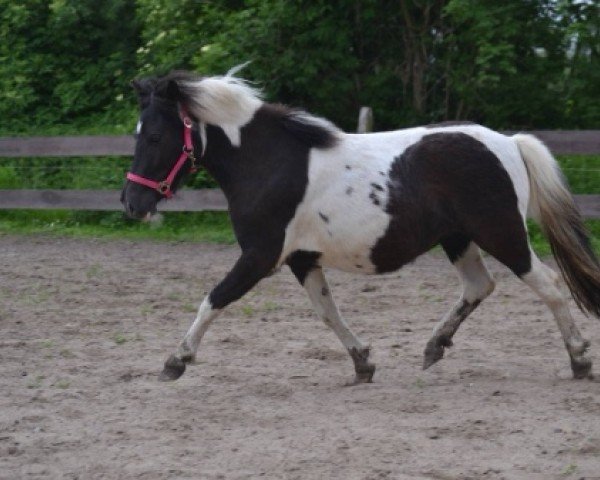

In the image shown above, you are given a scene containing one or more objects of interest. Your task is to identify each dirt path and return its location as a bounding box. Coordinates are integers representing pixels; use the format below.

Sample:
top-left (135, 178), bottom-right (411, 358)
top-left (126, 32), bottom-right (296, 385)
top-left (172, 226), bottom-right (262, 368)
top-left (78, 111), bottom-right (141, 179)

top-left (1, 234), bottom-right (600, 479)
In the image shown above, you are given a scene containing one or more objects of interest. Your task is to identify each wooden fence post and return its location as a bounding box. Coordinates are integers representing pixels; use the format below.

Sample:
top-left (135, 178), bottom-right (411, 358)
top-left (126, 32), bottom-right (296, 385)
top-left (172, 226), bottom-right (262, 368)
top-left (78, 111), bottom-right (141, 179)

top-left (357, 107), bottom-right (373, 133)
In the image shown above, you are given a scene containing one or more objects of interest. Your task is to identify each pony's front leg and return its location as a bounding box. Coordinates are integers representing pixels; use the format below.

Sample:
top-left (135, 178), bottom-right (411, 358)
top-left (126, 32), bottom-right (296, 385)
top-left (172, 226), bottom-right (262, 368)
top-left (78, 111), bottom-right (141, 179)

top-left (288, 259), bottom-right (375, 384)
top-left (159, 250), bottom-right (275, 381)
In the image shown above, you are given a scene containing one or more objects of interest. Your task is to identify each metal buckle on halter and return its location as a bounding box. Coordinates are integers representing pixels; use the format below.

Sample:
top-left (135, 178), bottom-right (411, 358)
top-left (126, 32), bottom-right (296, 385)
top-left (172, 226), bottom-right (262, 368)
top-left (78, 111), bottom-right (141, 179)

top-left (183, 145), bottom-right (198, 173)
top-left (183, 145), bottom-right (195, 160)
top-left (157, 181), bottom-right (171, 194)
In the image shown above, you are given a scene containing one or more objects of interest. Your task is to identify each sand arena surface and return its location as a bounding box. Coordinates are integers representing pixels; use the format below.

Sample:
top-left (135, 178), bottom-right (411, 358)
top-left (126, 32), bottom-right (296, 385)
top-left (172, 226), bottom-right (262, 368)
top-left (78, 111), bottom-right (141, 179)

top-left (1, 234), bottom-right (600, 479)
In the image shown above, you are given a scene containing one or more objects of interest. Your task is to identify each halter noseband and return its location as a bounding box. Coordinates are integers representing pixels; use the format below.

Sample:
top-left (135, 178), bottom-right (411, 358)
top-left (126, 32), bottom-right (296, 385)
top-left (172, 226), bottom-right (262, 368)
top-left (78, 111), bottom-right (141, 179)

top-left (126, 108), bottom-right (199, 199)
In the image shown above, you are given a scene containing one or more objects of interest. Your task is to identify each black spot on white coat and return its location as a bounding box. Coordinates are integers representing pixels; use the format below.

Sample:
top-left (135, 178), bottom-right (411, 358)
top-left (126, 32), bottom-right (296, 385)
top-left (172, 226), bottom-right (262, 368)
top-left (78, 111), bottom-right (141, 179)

top-left (318, 212), bottom-right (330, 223)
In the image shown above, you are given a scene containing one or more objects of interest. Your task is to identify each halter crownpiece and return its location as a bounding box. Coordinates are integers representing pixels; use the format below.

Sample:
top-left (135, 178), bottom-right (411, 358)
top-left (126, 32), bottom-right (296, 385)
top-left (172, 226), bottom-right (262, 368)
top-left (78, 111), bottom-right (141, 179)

top-left (126, 107), bottom-right (199, 199)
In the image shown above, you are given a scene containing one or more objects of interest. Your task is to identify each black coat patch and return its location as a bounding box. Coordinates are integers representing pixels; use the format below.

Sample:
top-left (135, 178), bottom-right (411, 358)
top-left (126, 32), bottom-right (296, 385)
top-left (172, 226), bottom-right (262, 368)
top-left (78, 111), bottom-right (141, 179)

top-left (287, 250), bottom-right (322, 285)
top-left (201, 105), bottom-right (328, 256)
top-left (370, 132), bottom-right (531, 275)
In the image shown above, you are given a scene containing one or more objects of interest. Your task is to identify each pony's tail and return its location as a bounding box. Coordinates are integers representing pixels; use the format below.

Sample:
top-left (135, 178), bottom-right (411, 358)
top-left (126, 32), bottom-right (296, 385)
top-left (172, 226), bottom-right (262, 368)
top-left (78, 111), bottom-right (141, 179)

top-left (514, 133), bottom-right (600, 317)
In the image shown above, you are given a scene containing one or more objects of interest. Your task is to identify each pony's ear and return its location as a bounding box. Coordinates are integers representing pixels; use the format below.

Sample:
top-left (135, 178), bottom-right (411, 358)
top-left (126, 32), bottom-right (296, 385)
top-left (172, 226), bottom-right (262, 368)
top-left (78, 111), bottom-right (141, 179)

top-left (131, 77), bottom-right (156, 95)
top-left (131, 77), bottom-right (157, 108)
top-left (154, 78), bottom-right (181, 101)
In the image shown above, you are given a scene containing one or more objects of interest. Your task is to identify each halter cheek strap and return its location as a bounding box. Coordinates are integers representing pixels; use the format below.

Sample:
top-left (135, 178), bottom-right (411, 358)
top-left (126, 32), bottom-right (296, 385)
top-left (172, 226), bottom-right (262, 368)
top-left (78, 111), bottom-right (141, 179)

top-left (126, 109), bottom-right (199, 199)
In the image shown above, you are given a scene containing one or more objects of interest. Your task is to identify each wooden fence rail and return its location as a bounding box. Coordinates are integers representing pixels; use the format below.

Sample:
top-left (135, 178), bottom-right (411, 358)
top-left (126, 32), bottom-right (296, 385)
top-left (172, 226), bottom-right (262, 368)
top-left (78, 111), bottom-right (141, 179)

top-left (2, 130), bottom-right (599, 158)
top-left (1, 129), bottom-right (599, 216)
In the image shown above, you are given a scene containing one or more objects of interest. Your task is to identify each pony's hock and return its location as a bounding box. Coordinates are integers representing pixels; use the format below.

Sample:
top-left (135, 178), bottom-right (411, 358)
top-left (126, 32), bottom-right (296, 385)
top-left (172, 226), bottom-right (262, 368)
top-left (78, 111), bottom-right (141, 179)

top-left (122, 69), bottom-right (600, 384)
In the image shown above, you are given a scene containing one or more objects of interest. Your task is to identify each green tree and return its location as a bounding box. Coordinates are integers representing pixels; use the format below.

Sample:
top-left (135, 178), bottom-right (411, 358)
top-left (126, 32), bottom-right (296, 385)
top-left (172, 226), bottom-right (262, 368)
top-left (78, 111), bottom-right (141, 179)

top-left (2, 0), bottom-right (599, 134)
top-left (560, 0), bottom-right (600, 128)
top-left (0, 0), bottom-right (140, 134)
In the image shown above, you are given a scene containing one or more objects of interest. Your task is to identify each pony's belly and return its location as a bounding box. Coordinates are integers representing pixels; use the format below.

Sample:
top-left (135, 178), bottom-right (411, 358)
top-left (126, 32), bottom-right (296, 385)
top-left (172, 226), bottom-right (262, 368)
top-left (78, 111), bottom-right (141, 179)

top-left (280, 211), bottom-right (388, 274)
top-left (318, 247), bottom-right (378, 274)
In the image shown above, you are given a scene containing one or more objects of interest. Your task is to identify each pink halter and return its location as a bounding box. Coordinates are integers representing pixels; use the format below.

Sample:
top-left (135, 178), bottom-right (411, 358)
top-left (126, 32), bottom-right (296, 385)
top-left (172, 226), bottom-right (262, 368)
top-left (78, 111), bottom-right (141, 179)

top-left (126, 109), bottom-right (198, 199)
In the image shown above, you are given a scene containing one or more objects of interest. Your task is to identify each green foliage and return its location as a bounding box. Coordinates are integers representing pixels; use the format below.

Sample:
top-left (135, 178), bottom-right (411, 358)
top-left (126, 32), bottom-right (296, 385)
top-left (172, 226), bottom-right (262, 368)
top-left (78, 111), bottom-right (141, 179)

top-left (560, 0), bottom-right (600, 128)
top-left (0, 0), bottom-right (140, 135)
top-left (442, 0), bottom-right (566, 127)
top-left (3, 0), bottom-right (598, 134)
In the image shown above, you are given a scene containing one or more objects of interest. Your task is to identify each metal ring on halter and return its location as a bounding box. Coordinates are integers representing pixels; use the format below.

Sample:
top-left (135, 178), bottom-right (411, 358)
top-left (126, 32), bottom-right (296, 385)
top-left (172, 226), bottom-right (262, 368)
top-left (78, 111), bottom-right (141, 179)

top-left (157, 181), bottom-right (170, 194)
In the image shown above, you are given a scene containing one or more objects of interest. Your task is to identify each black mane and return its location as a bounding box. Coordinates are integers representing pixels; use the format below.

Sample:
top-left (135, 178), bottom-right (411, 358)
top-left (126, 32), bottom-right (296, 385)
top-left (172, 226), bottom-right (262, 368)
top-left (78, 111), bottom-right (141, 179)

top-left (264, 104), bottom-right (340, 150)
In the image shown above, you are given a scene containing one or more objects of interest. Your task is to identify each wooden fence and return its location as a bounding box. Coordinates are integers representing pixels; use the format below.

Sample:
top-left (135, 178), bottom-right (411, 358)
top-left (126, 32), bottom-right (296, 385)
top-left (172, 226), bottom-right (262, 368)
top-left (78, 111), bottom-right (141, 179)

top-left (1, 128), bottom-right (599, 217)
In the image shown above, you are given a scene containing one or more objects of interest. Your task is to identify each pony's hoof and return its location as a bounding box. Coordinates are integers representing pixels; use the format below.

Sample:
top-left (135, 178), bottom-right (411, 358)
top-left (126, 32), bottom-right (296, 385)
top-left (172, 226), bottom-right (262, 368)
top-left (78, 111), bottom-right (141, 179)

top-left (348, 347), bottom-right (375, 384)
top-left (571, 356), bottom-right (593, 380)
top-left (158, 355), bottom-right (186, 382)
top-left (423, 337), bottom-right (452, 370)
top-left (345, 364), bottom-right (376, 386)
top-left (357, 363), bottom-right (376, 383)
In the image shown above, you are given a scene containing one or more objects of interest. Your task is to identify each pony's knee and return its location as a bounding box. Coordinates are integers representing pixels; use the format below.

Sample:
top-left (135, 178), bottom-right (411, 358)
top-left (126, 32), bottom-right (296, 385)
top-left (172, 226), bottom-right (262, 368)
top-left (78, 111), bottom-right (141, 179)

top-left (457, 251), bottom-right (495, 303)
top-left (464, 275), bottom-right (495, 303)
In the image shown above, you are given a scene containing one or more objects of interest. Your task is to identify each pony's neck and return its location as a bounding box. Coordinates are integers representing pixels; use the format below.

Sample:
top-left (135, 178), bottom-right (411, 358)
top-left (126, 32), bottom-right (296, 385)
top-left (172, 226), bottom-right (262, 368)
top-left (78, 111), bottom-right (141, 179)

top-left (195, 124), bottom-right (243, 197)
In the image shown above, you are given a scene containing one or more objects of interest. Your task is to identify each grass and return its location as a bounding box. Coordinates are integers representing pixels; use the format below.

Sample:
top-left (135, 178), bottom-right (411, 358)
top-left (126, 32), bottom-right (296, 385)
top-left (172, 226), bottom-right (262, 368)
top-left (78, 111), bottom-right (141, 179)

top-left (528, 220), bottom-right (600, 257)
top-left (54, 379), bottom-right (71, 389)
top-left (0, 210), bottom-right (236, 244)
top-left (27, 375), bottom-right (45, 389)
top-left (561, 463), bottom-right (578, 476)
top-left (39, 339), bottom-right (55, 348)
top-left (0, 210), bottom-right (598, 258)
top-left (113, 333), bottom-right (128, 345)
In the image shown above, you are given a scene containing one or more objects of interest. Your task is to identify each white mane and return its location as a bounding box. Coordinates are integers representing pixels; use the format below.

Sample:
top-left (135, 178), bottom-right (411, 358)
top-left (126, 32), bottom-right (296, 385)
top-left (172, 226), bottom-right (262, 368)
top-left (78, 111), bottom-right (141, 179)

top-left (175, 67), bottom-right (341, 147)
top-left (179, 73), bottom-right (263, 133)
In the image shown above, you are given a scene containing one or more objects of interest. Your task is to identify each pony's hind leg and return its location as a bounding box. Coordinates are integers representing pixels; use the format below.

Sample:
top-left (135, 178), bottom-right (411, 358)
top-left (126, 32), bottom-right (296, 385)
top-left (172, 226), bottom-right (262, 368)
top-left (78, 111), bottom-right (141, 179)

top-left (521, 253), bottom-right (592, 379)
top-left (423, 236), bottom-right (496, 369)
top-left (471, 214), bottom-right (592, 379)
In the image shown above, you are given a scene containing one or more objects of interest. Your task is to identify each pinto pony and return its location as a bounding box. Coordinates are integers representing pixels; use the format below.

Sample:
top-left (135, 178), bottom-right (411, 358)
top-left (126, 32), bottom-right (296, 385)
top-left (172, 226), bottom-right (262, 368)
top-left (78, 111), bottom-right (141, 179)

top-left (121, 70), bottom-right (600, 384)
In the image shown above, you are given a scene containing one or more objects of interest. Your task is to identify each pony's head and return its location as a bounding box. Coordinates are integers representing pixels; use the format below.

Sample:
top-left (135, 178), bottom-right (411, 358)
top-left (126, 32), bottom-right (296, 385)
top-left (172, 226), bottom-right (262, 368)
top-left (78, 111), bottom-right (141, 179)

top-left (121, 69), bottom-right (262, 219)
top-left (121, 73), bottom-right (197, 219)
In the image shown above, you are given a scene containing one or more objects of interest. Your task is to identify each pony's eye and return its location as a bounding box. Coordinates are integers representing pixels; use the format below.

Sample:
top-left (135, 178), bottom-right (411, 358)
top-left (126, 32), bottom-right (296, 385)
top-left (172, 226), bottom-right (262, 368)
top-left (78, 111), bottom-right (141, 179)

top-left (148, 133), bottom-right (161, 143)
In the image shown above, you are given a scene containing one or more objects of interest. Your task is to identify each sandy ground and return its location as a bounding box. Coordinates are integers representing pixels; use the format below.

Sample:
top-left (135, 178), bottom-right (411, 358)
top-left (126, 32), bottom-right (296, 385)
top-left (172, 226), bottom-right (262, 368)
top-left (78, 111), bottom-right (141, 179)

top-left (1, 234), bottom-right (600, 480)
